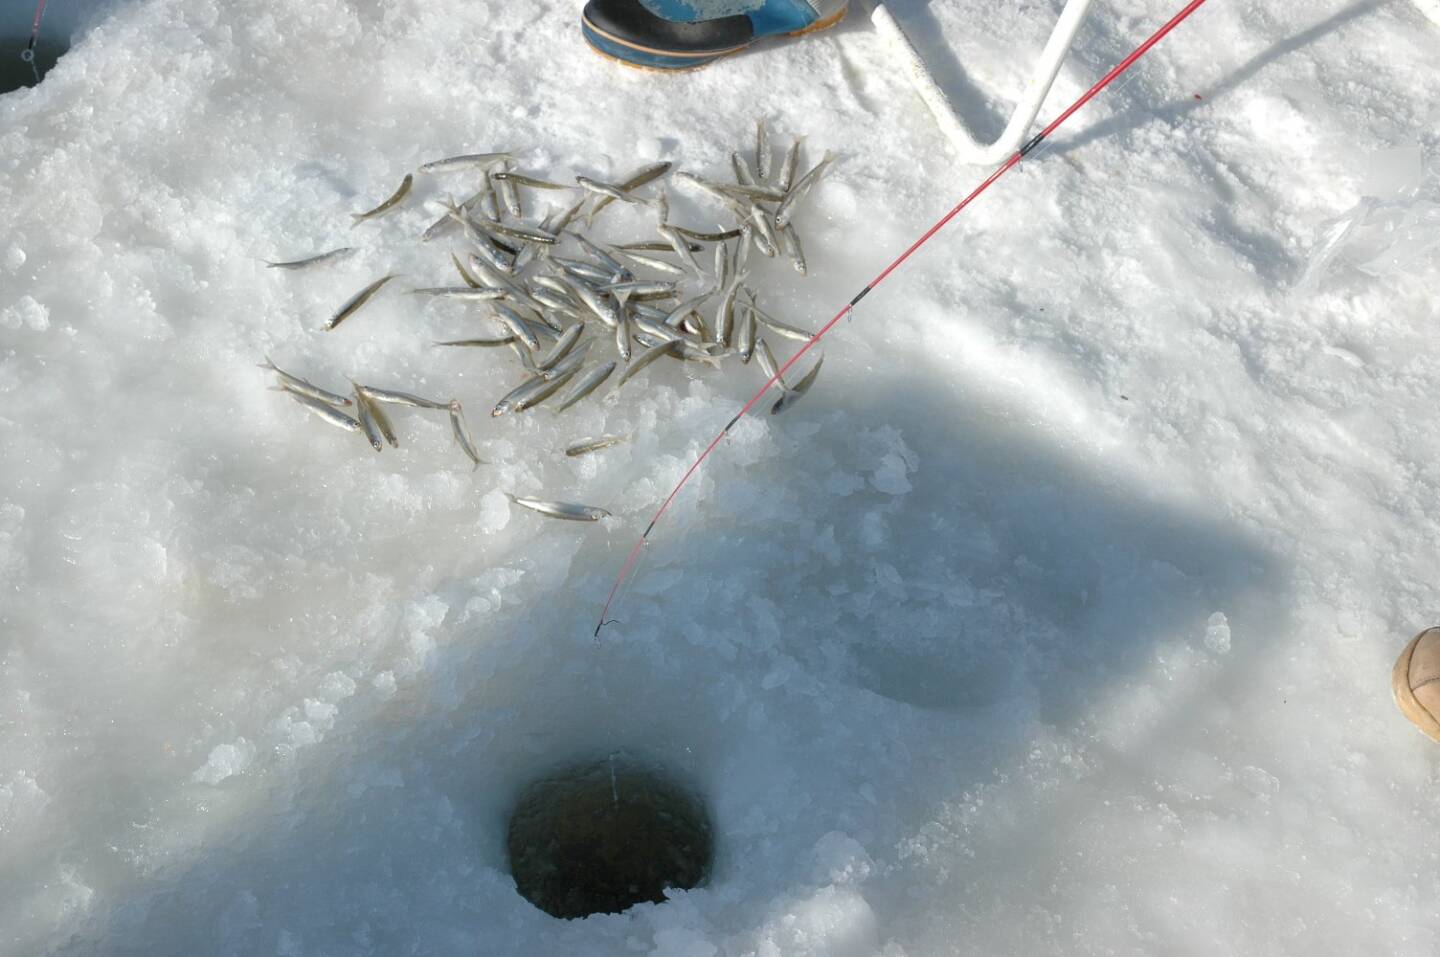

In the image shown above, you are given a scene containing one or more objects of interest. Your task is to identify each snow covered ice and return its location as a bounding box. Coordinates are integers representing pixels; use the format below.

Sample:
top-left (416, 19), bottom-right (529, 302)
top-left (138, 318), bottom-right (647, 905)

top-left (4, 0), bottom-right (1440, 954)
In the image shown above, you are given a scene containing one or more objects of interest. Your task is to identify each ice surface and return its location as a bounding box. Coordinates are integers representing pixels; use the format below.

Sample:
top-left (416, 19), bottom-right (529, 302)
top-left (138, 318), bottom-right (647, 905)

top-left (3, 0), bottom-right (1440, 955)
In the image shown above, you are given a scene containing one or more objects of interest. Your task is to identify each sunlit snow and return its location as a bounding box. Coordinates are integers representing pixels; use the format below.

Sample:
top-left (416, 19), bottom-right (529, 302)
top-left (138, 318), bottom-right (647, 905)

top-left (3, 0), bottom-right (1440, 954)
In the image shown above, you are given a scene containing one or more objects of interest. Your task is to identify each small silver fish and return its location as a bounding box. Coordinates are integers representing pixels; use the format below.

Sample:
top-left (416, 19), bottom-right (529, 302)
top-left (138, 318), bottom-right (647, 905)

top-left (351, 174), bottom-right (414, 224)
top-left (490, 171), bottom-right (572, 190)
top-left (466, 233), bottom-right (516, 274)
top-left (751, 300), bottom-right (816, 343)
top-left (505, 493), bottom-right (611, 522)
top-left (680, 312), bottom-right (709, 340)
top-left (614, 313), bottom-right (633, 362)
top-left (493, 364), bottom-right (578, 417)
top-left (577, 175), bottom-right (643, 205)
top-left (602, 280), bottom-right (676, 297)
top-left (520, 312), bottom-right (563, 342)
top-left (421, 187), bottom-right (487, 242)
top-left (357, 384), bottom-right (447, 409)
top-left (533, 291), bottom-right (583, 319)
top-left (747, 204), bottom-right (780, 257)
top-left (561, 276), bottom-right (622, 329)
top-left (734, 224), bottom-right (752, 277)
top-left (755, 120), bottom-right (772, 181)
top-left (530, 275), bottom-right (576, 300)
top-left (780, 222), bottom-right (807, 276)
top-left (755, 338), bottom-right (787, 392)
top-left (629, 302), bottom-right (672, 322)
top-left (663, 290), bottom-right (715, 329)
top-left (448, 400), bottom-right (483, 469)
top-left (265, 247), bottom-right (356, 270)
top-left (433, 334), bottom-right (516, 348)
top-left (553, 361), bottom-right (616, 412)
top-left (736, 301), bottom-right (756, 364)
top-left (769, 354), bottom-right (824, 415)
top-left (492, 303), bottom-right (541, 350)
top-left (615, 339), bottom-right (678, 387)
top-left (474, 217), bottom-right (558, 246)
top-left (369, 402), bottom-right (399, 448)
top-left (514, 361), bottom-right (583, 412)
top-left (718, 181), bottom-right (787, 203)
top-left (714, 270), bottom-right (749, 348)
top-left (619, 239), bottom-right (702, 253)
top-left (672, 225), bottom-right (744, 243)
top-left (326, 274), bottom-right (398, 330)
top-left (495, 162), bottom-right (523, 218)
top-left (547, 198), bottom-right (588, 236)
top-left (538, 324), bottom-right (585, 370)
top-left (657, 224), bottom-right (703, 278)
top-left (409, 286), bottom-right (506, 300)
top-left (778, 137), bottom-right (804, 193)
top-left (353, 385), bottom-right (385, 451)
top-left (469, 258), bottom-right (543, 311)
top-left (509, 340), bottom-right (545, 378)
top-left (674, 172), bottom-right (747, 212)
top-left (615, 247), bottom-right (688, 279)
top-left (452, 252), bottom-right (481, 288)
top-left (554, 257), bottom-right (621, 285)
top-left (632, 315), bottom-right (685, 343)
top-left (286, 389), bottom-right (362, 432)
top-left (481, 168), bottom-right (502, 220)
top-left (565, 434), bottom-right (628, 457)
top-left (353, 384), bottom-right (398, 448)
top-left (713, 241), bottom-right (729, 293)
top-left (260, 356), bottom-right (352, 406)
top-left (587, 161), bottom-right (671, 224)
top-left (676, 341), bottom-right (728, 364)
top-left (569, 233), bottom-right (628, 276)
top-left (419, 152), bottom-right (513, 173)
top-left (732, 151), bottom-right (757, 186)
top-left (775, 151), bottom-right (836, 228)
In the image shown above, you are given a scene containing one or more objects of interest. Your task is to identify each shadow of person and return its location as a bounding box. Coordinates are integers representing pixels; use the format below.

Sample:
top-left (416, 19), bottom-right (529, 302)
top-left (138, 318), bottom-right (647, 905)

top-left (63, 320), bottom-right (1287, 954)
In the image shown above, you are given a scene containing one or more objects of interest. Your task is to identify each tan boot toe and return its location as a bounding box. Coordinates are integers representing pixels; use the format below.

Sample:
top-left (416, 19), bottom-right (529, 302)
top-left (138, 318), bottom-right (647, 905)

top-left (1393, 627), bottom-right (1440, 743)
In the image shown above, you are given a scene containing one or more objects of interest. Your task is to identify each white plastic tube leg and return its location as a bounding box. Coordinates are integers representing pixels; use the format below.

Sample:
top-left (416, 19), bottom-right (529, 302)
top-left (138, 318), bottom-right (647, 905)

top-left (868, 0), bottom-right (1096, 165)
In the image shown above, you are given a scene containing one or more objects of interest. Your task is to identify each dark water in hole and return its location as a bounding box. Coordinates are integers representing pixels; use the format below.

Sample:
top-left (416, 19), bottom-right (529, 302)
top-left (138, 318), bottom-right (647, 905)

top-left (506, 757), bottom-right (714, 920)
top-left (1, 39), bottom-right (67, 95)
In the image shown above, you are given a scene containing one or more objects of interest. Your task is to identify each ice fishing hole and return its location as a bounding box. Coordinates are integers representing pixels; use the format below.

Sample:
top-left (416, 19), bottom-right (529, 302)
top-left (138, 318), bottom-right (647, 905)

top-left (506, 756), bottom-right (713, 919)
top-left (2, 38), bottom-right (67, 94)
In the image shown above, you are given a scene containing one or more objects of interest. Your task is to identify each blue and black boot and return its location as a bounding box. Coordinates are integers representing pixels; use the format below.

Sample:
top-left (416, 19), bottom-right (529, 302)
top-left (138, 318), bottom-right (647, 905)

top-left (582, 0), bottom-right (849, 71)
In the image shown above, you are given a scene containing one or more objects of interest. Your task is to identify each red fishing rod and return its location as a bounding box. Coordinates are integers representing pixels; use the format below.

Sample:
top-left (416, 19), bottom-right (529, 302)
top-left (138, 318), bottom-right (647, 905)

top-left (20, 0), bottom-right (48, 84)
top-left (595, 0), bottom-right (1213, 637)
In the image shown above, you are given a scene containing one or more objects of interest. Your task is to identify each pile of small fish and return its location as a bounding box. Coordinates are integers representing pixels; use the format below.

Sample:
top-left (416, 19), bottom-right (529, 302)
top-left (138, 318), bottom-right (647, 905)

top-left (263, 121), bottom-right (834, 522)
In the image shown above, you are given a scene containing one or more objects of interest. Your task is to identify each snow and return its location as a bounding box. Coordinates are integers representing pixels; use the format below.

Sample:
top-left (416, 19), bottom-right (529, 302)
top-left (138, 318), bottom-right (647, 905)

top-left (2, 0), bottom-right (1440, 954)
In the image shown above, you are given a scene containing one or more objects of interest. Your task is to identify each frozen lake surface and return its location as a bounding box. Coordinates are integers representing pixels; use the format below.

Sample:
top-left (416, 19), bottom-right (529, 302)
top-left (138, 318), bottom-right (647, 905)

top-left (3, 0), bottom-right (1440, 954)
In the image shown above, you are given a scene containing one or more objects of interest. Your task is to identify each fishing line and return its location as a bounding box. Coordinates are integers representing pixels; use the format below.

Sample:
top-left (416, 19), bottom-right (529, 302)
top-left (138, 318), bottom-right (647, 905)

top-left (21, 0), bottom-right (47, 84)
top-left (594, 0), bottom-right (1214, 639)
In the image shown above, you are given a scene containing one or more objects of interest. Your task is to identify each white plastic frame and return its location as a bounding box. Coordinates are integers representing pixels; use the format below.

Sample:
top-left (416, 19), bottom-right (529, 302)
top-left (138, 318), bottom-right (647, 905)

top-left (868, 0), bottom-right (1096, 165)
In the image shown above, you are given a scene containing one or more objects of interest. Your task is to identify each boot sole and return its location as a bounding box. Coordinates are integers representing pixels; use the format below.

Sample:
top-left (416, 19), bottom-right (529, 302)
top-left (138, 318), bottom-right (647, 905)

top-left (1392, 628), bottom-right (1440, 743)
top-left (582, 4), bottom-right (849, 73)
